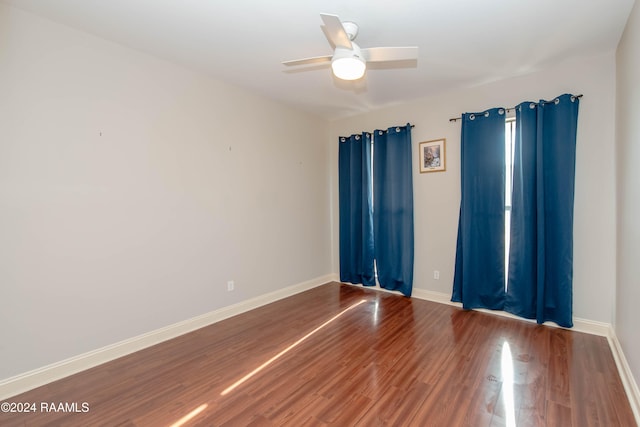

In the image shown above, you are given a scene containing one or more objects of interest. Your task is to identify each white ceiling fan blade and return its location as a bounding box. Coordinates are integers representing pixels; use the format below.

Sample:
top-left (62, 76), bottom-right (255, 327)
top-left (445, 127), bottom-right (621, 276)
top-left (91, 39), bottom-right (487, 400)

top-left (320, 13), bottom-right (352, 49)
top-left (361, 47), bottom-right (419, 62)
top-left (282, 55), bottom-right (332, 67)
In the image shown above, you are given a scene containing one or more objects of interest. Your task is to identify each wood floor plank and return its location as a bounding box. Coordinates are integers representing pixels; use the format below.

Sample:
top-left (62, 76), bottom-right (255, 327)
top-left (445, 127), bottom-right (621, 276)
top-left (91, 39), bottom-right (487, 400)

top-left (516, 325), bottom-right (550, 426)
top-left (1, 282), bottom-right (636, 426)
top-left (545, 401), bottom-right (573, 427)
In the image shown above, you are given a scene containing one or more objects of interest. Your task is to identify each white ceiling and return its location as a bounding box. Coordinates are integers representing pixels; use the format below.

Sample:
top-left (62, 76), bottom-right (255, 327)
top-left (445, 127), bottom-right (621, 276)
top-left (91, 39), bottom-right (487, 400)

top-left (2, 0), bottom-right (635, 120)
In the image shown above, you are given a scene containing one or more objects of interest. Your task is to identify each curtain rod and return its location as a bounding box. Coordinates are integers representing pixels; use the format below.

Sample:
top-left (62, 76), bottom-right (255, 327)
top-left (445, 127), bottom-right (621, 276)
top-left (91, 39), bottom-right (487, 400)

top-left (448, 94), bottom-right (583, 122)
top-left (339, 124), bottom-right (415, 141)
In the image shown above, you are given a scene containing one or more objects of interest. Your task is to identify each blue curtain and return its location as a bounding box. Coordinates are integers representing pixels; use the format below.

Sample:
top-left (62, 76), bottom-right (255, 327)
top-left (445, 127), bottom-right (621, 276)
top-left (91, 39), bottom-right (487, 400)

top-left (373, 125), bottom-right (414, 296)
top-left (339, 133), bottom-right (375, 286)
top-left (452, 109), bottom-right (506, 309)
top-left (506, 94), bottom-right (579, 327)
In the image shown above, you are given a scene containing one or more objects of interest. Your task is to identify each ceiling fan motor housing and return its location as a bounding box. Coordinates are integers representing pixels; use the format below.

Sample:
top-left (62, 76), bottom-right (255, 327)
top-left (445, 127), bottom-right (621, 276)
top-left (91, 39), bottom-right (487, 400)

top-left (341, 21), bottom-right (359, 41)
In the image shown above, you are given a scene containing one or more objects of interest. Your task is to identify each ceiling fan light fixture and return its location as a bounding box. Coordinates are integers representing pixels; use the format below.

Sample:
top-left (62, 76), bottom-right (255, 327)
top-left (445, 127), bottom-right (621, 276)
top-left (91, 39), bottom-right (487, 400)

top-left (331, 46), bottom-right (366, 80)
top-left (282, 14), bottom-right (419, 81)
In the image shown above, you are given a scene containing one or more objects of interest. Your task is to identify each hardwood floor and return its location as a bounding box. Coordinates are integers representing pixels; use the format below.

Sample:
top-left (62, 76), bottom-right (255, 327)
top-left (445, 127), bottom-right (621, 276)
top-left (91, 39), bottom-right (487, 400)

top-left (1, 282), bottom-right (636, 426)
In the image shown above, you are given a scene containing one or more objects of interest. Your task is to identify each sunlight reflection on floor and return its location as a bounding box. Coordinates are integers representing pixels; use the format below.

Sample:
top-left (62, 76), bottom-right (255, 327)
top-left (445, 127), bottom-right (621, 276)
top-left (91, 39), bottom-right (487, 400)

top-left (168, 403), bottom-right (208, 427)
top-left (220, 298), bottom-right (368, 396)
top-left (501, 341), bottom-right (516, 427)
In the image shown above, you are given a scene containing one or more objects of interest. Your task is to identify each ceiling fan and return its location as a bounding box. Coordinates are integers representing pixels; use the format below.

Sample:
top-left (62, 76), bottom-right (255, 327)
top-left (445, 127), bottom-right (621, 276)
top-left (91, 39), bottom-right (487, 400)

top-left (282, 13), bottom-right (419, 81)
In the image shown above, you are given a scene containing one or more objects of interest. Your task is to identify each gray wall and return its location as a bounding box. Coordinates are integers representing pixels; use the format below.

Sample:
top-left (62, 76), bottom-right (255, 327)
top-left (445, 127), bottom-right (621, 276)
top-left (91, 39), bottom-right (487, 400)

top-left (0, 4), bottom-right (332, 380)
top-left (616, 0), bottom-right (640, 398)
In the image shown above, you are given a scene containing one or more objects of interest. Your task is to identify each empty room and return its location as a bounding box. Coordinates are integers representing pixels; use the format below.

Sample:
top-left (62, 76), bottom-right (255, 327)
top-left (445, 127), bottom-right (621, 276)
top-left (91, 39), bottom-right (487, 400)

top-left (1, 0), bottom-right (639, 426)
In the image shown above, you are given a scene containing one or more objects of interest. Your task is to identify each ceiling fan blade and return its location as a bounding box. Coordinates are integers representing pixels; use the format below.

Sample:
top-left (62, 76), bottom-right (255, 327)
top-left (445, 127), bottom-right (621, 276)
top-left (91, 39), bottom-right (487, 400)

top-left (320, 13), bottom-right (352, 49)
top-left (282, 55), bottom-right (332, 67)
top-left (361, 47), bottom-right (419, 62)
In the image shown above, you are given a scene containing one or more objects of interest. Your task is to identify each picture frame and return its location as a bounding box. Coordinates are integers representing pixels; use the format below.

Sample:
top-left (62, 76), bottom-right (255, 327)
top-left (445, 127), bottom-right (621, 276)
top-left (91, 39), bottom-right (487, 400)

top-left (419, 138), bottom-right (446, 173)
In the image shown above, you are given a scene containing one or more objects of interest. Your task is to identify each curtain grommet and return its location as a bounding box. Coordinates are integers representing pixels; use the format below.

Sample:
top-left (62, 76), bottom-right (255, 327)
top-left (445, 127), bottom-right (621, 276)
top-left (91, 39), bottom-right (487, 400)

top-left (498, 109), bottom-right (505, 115)
top-left (396, 127), bottom-right (401, 132)
top-left (529, 103), bottom-right (536, 109)
top-left (355, 135), bottom-right (360, 140)
top-left (554, 98), bottom-right (560, 105)
top-left (340, 137), bottom-right (346, 142)
top-left (570, 96), bottom-right (576, 102)
top-left (469, 114), bottom-right (475, 120)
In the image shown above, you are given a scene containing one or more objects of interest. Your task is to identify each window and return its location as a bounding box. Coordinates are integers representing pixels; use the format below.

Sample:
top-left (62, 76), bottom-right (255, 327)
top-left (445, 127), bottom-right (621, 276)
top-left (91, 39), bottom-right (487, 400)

top-left (504, 118), bottom-right (515, 290)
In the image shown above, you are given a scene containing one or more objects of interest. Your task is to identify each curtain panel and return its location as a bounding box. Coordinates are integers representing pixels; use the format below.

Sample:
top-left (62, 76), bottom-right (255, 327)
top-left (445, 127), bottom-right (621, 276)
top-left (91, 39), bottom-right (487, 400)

top-left (506, 94), bottom-right (580, 327)
top-left (339, 133), bottom-right (375, 286)
top-left (452, 108), bottom-right (506, 309)
top-left (373, 125), bottom-right (414, 297)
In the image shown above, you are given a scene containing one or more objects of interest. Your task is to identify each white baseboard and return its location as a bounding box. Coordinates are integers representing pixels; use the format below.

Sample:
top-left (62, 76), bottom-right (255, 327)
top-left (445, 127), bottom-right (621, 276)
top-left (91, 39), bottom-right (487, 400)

top-left (411, 288), bottom-right (459, 306)
top-left (607, 328), bottom-right (640, 426)
top-left (0, 274), bottom-right (335, 400)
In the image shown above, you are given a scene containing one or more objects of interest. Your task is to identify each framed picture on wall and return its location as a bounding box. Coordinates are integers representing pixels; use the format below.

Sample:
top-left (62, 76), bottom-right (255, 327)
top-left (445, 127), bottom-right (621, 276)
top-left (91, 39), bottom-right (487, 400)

top-left (419, 139), bottom-right (446, 173)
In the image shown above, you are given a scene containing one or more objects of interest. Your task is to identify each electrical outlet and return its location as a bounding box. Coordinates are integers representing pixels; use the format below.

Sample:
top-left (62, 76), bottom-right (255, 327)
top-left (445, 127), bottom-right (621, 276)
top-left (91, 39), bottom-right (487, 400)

top-left (434, 270), bottom-right (440, 280)
top-left (227, 281), bottom-right (234, 291)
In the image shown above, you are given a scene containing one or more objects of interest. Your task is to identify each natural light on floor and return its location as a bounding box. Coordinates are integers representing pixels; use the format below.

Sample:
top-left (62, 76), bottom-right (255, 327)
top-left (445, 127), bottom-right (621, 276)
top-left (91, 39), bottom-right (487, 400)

top-left (501, 341), bottom-right (516, 427)
top-left (220, 299), bottom-right (368, 396)
top-left (168, 403), bottom-right (208, 427)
